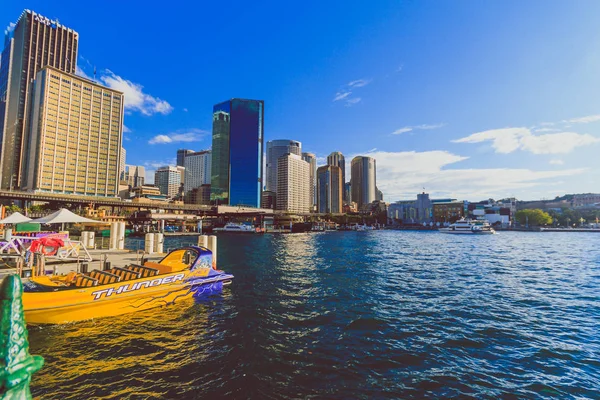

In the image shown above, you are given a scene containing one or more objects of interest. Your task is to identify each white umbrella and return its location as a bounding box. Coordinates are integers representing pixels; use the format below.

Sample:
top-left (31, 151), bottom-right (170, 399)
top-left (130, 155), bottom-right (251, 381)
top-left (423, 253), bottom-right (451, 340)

top-left (0, 212), bottom-right (32, 224)
top-left (29, 208), bottom-right (100, 231)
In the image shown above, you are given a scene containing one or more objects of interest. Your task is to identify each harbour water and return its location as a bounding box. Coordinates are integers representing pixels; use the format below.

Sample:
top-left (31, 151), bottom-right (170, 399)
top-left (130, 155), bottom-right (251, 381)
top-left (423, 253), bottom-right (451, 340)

top-left (29, 231), bottom-right (599, 399)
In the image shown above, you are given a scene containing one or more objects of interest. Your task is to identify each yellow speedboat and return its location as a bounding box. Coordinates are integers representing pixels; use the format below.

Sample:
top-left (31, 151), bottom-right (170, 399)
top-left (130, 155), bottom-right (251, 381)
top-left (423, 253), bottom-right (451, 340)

top-left (22, 246), bottom-right (233, 324)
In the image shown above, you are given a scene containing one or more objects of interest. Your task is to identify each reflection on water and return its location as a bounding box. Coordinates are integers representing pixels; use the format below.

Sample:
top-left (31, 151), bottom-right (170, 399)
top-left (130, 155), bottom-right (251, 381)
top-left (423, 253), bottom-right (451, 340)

top-left (30, 232), bottom-right (600, 399)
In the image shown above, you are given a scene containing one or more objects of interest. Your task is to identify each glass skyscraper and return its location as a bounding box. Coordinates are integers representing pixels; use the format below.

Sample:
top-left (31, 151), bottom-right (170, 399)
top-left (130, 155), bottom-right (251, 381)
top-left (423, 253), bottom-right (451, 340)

top-left (210, 98), bottom-right (264, 207)
top-left (351, 156), bottom-right (377, 209)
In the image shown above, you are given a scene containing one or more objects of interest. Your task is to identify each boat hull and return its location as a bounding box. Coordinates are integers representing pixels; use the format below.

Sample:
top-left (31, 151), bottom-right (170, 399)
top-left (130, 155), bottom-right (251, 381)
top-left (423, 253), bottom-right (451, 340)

top-left (439, 229), bottom-right (495, 234)
top-left (22, 270), bottom-right (232, 324)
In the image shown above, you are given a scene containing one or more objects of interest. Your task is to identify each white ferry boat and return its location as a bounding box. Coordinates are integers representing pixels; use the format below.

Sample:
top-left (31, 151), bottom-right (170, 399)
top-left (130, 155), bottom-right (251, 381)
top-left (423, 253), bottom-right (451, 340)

top-left (213, 223), bottom-right (257, 233)
top-left (439, 218), bottom-right (496, 234)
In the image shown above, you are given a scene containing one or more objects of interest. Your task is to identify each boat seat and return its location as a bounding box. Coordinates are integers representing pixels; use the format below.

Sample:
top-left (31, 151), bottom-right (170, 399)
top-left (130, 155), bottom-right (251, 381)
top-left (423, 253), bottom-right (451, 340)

top-left (125, 264), bottom-right (159, 278)
top-left (74, 275), bottom-right (98, 287)
top-left (109, 266), bottom-right (141, 281)
top-left (88, 269), bottom-right (121, 285)
top-left (143, 261), bottom-right (187, 274)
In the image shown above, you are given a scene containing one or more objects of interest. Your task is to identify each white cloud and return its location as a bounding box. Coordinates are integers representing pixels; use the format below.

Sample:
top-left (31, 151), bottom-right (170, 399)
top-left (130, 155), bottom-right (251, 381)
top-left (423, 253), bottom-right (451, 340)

top-left (391, 123), bottom-right (446, 135)
top-left (396, 64), bottom-right (403, 72)
top-left (100, 70), bottom-right (173, 116)
top-left (333, 91), bottom-right (351, 102)
top-left (549, 159), bottom-right (564, 165)
top-left (533, 127), bottom-right (558, 133)
top-left (75, 66), bottom-right (91, 80)
top-left (148, 129), bottom-right (207, 144)
top-left (183, 108), bottom-right (188, 112)
top-left (564, 114), bottom-right (600, 124)
top-left (345, 98), bottom-right (361, 106)
top-left (360, 150), bottom-right (586, 201)
top-left (348, 79), bottom-right (371, 88)
top-left (122, 124), bottom-right (131, 133)
top-left (453, 127), bottom-right (600, 154)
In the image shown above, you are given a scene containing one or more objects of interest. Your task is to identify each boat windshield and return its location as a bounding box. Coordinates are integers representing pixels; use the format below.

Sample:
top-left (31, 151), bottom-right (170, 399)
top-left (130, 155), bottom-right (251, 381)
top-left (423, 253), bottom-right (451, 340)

top-left (159, 248), bottom-right (199, 270)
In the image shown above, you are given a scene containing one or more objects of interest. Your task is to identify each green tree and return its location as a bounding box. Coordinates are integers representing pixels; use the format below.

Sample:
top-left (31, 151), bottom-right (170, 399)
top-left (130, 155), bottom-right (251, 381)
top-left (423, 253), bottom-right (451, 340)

top-left (5, 205), bottom-right (21, 214)
top-left (515, 209), bottom-right (553, 226)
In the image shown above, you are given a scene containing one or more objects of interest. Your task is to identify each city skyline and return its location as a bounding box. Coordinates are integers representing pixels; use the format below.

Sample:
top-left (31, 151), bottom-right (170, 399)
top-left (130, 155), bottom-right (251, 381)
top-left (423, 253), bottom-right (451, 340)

top-left (3, 2), bottom-right (599, 202)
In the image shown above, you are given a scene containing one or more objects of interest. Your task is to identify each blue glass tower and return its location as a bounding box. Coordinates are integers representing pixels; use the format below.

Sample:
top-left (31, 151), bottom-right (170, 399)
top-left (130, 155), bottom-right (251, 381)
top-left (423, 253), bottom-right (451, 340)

top-left (210, 99), bottom-right (264, 207)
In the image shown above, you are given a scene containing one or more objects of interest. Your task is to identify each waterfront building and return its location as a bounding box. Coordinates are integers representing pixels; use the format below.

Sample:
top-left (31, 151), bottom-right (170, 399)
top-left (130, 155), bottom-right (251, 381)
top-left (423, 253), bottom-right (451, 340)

top-left (0, 10), bottom-right (79, 190)
top-left (344, 182), bottom-right (351, 205)
top-left (189, 184), bottom-right (211, 205)
top-left (132, 184), bottom-right (168, 202)
top-left (120, 147), bottom-right (126, 180)
top-left (350, 156), bottom-right (376, 209)
top-left (211, 98), bottom-right (264, 207)
top-left (183, 150), bottom-right (211, 197)
top-left (276, 153), bottom-right (310, 213)
top-left (432, 200), bottom-right (467, 223)
top-left (316, 165), bottom-right (343, 214)
top-left (327, 151), bottom-right (345, 200)
top-left (123, 165), bottom-right (146, 187)
top-left (155, 166), bottom-right (181, 198)
top-left (261, 190), bottom-right (277, 210)
top-left (343, 202), bottom-right (358, 213)
top-left (301, 152), bottom-right (317, 210)
top-left (266, 140), bottom-right (301, 192)
top-left (572, 194), bottom-right (600, 208)
top-left (388, 193), bottom-right (433, 224)
top-left (23, 66), bottom-right (123, 196)
top-left (177, 149), bottom-right (194, 167)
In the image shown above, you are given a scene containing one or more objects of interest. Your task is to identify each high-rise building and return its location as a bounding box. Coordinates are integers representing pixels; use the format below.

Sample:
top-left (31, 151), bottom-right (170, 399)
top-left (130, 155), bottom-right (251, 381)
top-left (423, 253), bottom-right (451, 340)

top-left (351, 156), bottom-right (376, 209)
top-left (177, 149), bottom-right (194, 167)
top-left (327, 151), bottom-right (345, 197)
top-left (189, 184), bottom-right (211, 205)
top-left (301, 152), bottom-right (317, 210)
top-left (266, 139), bottom-right (301, 192)
top-left (0, 10), bottom-right (79, 190)
top-left (183, 150), bottom-right (211, 197)
top-left (155, 166), bottom-right (181, 198)
top-left (211, 98), bottom-right (264, 207)
top-left (23, 66), bottom-right (123, 196)
top-left (261, 190), bottom-right (276, 210)
top-left (344, 182), bottom-right (351, 205)
top-left (120, 147), bottom-right (126, 180)
top-left (376, 187), bottom-right (384, 201)
top-left (124, 165), bottom-right (145, 187)
top-left (276, 153), bottom-right (310, 213)
top-left (317, 165), bottom-right (342, 214)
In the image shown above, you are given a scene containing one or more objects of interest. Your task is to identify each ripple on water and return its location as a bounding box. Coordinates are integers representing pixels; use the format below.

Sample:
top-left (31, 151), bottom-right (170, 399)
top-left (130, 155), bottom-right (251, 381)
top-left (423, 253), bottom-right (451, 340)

top-left (29, 231), bottom-right (600, 399)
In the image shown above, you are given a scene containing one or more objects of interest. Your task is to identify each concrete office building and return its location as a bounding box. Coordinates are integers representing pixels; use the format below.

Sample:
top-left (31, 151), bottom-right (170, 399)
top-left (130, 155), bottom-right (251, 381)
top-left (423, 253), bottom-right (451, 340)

top-left (120, 147), bottom-right (126, 180)
top-left (23, 66), bottom-right (123, 196)
top-left (302, 152), bottom-right (317, 210)
top-left (177, 149), bottom-right (194, 167)
top-left (0, 10), bottom-right (79, 189)
top-left (327, 151), bottom-right (346, 199)
top-left (183, 150), bottom-right (211, 196)
top-left (276, 153), bottom-right (310, 213)
top-left (351, 156), bottom-right (376, 209)
top-left (211, 98), bottom-right (264, 207)
top-left (266, 139), bottom-right (301, 192)
top-left (123, 165), bottom-right (145, 187)
top-left (155, 166), bottom-right (181, 198)
top-left (317, 165), bottom-right (343, 214)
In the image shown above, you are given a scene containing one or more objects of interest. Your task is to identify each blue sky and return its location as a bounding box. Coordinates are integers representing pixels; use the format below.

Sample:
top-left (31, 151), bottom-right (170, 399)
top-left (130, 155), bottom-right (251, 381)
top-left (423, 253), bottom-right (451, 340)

top-left (3, 0), bottom-right (600, 201)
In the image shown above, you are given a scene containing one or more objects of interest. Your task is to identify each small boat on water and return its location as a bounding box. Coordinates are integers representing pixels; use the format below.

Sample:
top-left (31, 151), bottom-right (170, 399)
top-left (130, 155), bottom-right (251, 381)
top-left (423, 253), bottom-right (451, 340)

top-left (213, 222), bottom-right (257, 233)
top-left (439, 218), bottom-right (496, 234)
top-left (22, 246), bottom-right (233, 324)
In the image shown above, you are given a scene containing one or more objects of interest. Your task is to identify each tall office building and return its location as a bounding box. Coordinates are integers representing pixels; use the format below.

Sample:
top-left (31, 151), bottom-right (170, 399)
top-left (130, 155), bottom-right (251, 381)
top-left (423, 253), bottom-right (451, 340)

top-left (327, 151), bottom-right (345, 195)
top-left (155, 166), bottom-right (181, 198)
top-left (376, 187), bottom-right (384, 201)
top-left (183, 150), bottom-right (211, 196)
top-left (211, 98), bottom-right (264, 207)
top-left (177, 149), bottom-right (194, 167)
top-left (124, 165), bottom-right (145, 187)
top-left (317, 165), bottom-right (342, 214)
top-left (0, 10), bottom-right (79, 190)
top-left (23, 66), bottom-right (123, 196)
top-left (276, 153), bottom-right (310, 213)
top-left (120, 147), bottom-right (126, 180)
top-left (301, 152), bottom-right (317, 210)
top-left (351, 156), bottom-right (376, 209)
top-left (344, 182), bottom-right (351, 205)
top-left (266, 139), bottom-right (301, 192)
